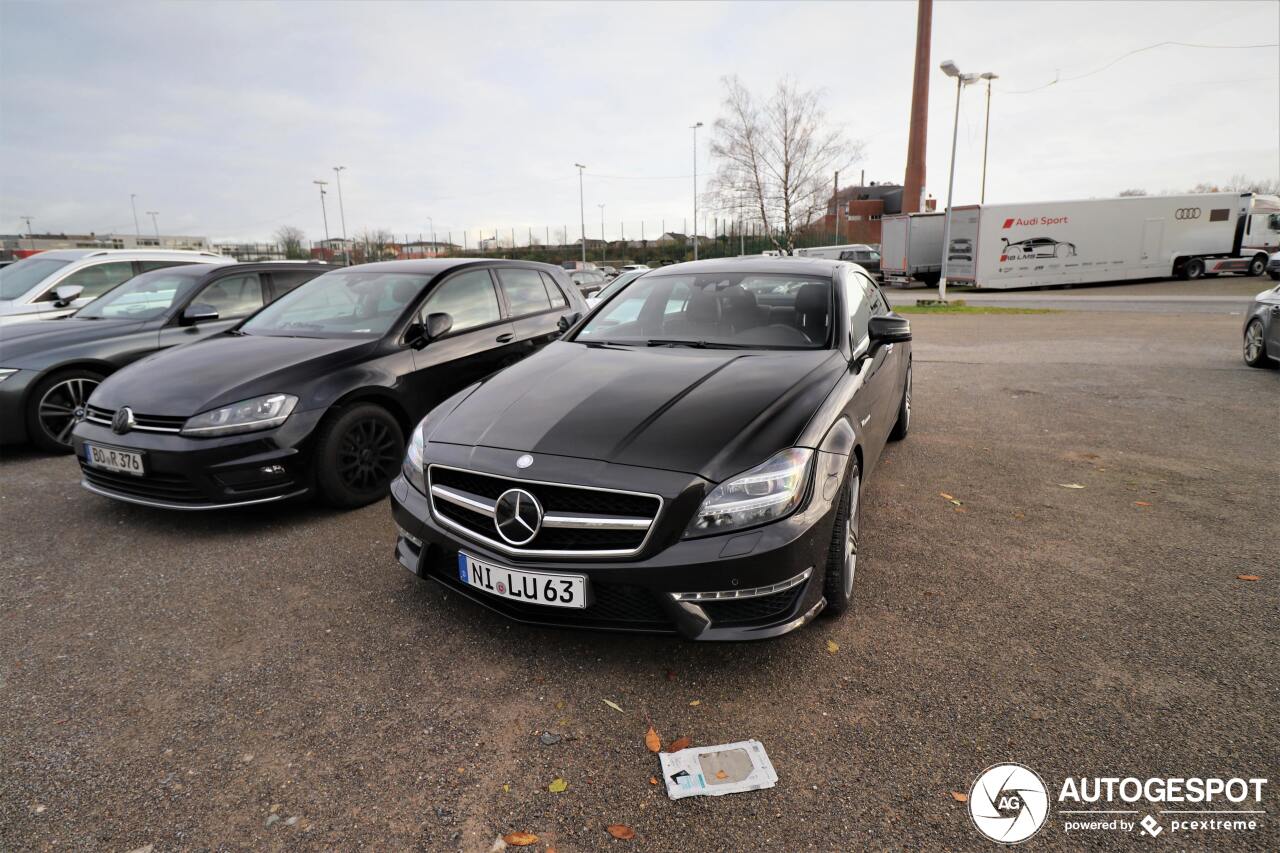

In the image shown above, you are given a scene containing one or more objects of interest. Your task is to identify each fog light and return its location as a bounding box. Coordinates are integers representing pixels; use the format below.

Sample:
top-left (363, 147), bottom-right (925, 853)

top-left (671, 568), bottom-right (812, 602)
top-left (260, 464), bottom-right (286, 476)
top-left (397, 526), bottom-right (423, 548)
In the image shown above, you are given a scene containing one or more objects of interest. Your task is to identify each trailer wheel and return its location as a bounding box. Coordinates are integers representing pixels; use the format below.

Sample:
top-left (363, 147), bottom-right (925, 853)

top-left (1247, 254), bottom-right (1267, 277)
top-left (1183, 258), bottom-right (1205, 280)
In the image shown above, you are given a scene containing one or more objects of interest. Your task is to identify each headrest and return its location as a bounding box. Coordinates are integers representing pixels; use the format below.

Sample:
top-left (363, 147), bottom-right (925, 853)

top-left (686, 286), bottom-right (722, 324)
top-left (795, 283), bottom-right (829, 315)
top-left (391, 279), bottom-right (419, 304)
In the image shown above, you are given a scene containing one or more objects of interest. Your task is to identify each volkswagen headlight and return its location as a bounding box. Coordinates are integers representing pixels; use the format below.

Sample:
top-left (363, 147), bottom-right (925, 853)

top-left (180, 393), bottom-right (298, 437)
top-left (403, 416), bottom-right (428, 494)
top-left (684, 447), bottom-right (813, 537)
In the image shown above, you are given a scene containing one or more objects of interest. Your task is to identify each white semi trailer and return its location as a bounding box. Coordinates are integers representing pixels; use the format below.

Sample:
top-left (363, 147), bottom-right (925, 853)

top-left (941, 193), bottom-right (1280, 289)
top-left (880, 212), bottom-right (945, 287)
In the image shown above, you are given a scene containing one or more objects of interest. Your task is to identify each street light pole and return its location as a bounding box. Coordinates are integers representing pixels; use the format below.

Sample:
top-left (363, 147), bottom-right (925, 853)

top-left (20, 216), bottom-right (34, 251)
top-left (574, 163), bottom-right (586, 264)
top-left (313, 180), bottom-right (330, 249)
top-left (598, 204), bottom-right (606, 264)
top-left (691, 122), bottom-right (703, 260)
top-left (333, 166), bottom-right (349, 265)
top-left (130, 194), bottom-right (141, 240)
top-left (937, 61), bottom-right (985, 302)
top-left (426, 216), bottom-right (435, 257)
top-left (146, 211), bottom-right (160, 243)
top-left (979, 73), bottom-right (998, 204)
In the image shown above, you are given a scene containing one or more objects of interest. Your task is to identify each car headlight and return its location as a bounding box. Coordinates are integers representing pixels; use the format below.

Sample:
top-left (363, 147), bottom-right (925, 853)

top-left (180, 393), bottom-right (298, 436)
top-left (684, 447), bottom-right (814, 537)
top-left (0, 368), bottom-right (18, 383)
top-left (402, 416), bottom-right (428, 494)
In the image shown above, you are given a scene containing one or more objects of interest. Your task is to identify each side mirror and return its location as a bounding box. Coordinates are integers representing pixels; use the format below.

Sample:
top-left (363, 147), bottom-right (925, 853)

top-left (404, 322), bottom-right (429, 350)
top-left (557, 312), bottom-right (582, 333)
top-left (181, 303), bottom-right (220, 325)
top-left (426, 311), bottom-right (453, 340)
top-left (868, 313), bottom-right (912, 346)
top-left (53, 284), bottom-right (84, 307)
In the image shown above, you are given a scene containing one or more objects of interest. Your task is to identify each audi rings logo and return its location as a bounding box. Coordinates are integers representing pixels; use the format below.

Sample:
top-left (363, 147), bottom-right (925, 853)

top-left (1175, 207), bottom-right (1201, 220)
top-left (493, 488), bottom-right (543, 546)
top-left (968, 763), bottom-right (1050, 844)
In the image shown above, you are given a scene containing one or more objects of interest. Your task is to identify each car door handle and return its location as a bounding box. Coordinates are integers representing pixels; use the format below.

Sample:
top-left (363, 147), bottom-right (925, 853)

top-left (495, 332), bottom-right (514, 343)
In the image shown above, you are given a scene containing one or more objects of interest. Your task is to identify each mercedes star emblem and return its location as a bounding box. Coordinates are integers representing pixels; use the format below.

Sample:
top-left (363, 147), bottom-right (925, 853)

top-left (516, 454), bottom-right (534, 469)
top-left (493, 488), bottom-right (543, 546)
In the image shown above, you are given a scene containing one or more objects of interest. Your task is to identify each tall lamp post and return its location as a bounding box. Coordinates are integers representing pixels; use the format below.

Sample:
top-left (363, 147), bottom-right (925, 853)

top-left (598, 204), bottom-right (606, 264)
top-left (574, 163), bottom-right (587, 264)
top-left (130, 194), bottom-right (141, 240)
top-left (313, 180), bottom-right (331, 260)
top-left (979, 72), bottom-right (998, 204)
top-left (332, 166), bottom-right (349, 265)
top-left (937, 60), bottom-right (988, 302)
top-left (690, 121), bottom-right (703, 260)
top-left (146, 211), bottom-right (160, 243)
top-left (426, 216), bottom-right (435, 257)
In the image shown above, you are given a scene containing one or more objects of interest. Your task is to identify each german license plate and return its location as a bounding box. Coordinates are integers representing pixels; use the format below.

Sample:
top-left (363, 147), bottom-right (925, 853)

top-left (84, 443), bottom-right (145, 476)
top-left (458, 553), bottom-right (586, 609)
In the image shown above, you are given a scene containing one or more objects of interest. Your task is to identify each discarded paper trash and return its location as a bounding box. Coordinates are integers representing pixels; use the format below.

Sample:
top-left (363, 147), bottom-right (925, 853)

top-left (658, 739), bottom-right (777, 800)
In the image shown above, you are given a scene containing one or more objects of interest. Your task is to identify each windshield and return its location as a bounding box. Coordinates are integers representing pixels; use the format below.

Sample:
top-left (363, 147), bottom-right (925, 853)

top-left (594, 269), bottom-right (646, 301)
top-left (241, 270), bottom-right (428, 338)
top-left (0, 257), bottom-right (73, 300)
top-left (575, 272), bottom-right (832, 349)
top-left (76, 269), bottom-right (202, 320)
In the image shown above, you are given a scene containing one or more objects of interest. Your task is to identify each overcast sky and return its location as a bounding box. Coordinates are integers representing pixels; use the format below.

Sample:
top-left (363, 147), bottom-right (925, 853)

top-left (1, 0), bottom-right (1277, 243)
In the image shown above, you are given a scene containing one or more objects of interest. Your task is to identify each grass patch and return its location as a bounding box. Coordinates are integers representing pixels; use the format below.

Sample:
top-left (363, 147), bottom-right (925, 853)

top-left (895, 304), bottom-right (1059, 315)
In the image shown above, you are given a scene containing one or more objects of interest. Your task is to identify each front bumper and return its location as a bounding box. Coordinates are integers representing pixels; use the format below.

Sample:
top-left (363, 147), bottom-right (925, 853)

top-left (388, 453), bottom-right (842, 641)
top-left (70, 409), bottom-right (325, 509)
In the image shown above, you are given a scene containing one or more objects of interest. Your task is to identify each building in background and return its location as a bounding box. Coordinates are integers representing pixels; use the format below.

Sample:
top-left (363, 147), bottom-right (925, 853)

top-left (815, 183), bottom-right (936, 245)
top-left (399, 240), bottom-right (459, 259)
top-left (0, 232), bottom-right (211, 259)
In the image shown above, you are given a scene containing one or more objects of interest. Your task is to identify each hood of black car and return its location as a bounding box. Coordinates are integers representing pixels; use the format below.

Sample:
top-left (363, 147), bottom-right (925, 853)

top-left (428, 341), bottom-right (844, 481)
top-left (0, 318), bottom-right (145, 368)
top-left (89, 333), bottom-right (375, 416)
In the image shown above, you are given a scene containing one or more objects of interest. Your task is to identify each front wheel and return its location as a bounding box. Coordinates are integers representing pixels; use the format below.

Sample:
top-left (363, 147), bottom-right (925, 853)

top-left (888, 363), bottom-right (911, 441)
top-left (1243, 319), bottom-right (1272, 368)
top-left (1184, 258), bottom-right (1206, 280)
top-left (821, 459), bottom-right (861, 618)
top-left (27, 368), bottom-right (104, 453)
top-left (1247, 254), bottom-right (1267, 277)
top-left (313, 403), bottom-right (405, 508)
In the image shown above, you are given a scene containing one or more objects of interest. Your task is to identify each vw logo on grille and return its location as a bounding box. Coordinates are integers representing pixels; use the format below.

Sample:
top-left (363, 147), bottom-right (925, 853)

top-left (111, 406), bottom-right (136, 435)
top-left (493, 488), bottom-right (543, 546)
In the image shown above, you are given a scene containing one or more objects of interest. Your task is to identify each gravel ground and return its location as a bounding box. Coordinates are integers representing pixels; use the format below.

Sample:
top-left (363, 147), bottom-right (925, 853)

top-left (1, 309), bottom-right (1276, 851)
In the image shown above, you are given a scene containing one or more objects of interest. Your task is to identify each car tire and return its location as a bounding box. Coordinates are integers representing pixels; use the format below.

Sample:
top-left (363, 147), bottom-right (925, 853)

top-left (26, 368), bottom-right (104, 453)
top-left (888, 363), bottom-right (911, 441)
top-left (313, 402), bottom-right (405, 508)
top-left (1247, 254), bottom-right (1267, 277)
top-left (1184, 258), bottom-right (1205, 280)
top-left (1243, 319), bottom-right (1272, 369)
top-left (821, 458), bottom-right (861, 618)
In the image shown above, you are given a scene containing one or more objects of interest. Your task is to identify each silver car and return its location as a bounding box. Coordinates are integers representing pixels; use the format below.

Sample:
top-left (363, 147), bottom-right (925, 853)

top-left (0, 249), bottom-right (232, 326)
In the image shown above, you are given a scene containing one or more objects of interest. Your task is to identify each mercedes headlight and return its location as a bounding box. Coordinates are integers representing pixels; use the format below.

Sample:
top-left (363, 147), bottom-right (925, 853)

top-left (684, 447), bottom-right (813, 537)
top-left (402, 416), bottom-right (428, 494)
top-left (180, 393), bottom-right (298, 436)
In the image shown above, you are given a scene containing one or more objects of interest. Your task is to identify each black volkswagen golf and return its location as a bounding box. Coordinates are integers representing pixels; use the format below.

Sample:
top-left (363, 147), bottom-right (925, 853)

top-left (390, 257), bottom-right (912, 640)
top-left (71, 259), bottom-right (586, 509)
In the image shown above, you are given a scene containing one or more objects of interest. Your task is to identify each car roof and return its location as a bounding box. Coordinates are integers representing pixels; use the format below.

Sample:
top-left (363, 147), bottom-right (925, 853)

top-left (30, 248), bottom-right (229, 261)
top-left (348, 258), bottom-right (566, 276)
top-left (645, 256), bottom-right (844, 276)
top-left (135, 261), bottom-right (333, 279)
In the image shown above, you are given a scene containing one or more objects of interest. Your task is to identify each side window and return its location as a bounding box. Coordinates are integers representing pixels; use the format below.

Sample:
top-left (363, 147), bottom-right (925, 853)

top-left (195, 273), bottom-right (265, 319)
top-left (846, 274), bottom-right (872, 343)
top-left (423, 269), bottom-right (502, 333)
top-left (861, 274), bottom-right (889, 316)
top-left (269, 271), bottom-right (320, 298)
top-left (496, 267), bottom-right (552, 317)
top-left (539, 271), bottom-right (569, 308)
top-left (42, 261), bottom-right (135, 301)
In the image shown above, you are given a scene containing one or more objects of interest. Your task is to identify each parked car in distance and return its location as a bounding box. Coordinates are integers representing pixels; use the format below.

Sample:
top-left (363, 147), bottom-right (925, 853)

top-left (585, 267), bottom-right (648, 308)
top-left (0, 249), bottom-right (233, 326)
top-left (619, 264), bottom-right (651, 273)
top-left (1267, 250), bottom-right (1280, 281)
top-left (391, 257), bottom-right (912, 640)
top-left (566, 268), bottom-right (609, 298)
top-left (72, 259), bottom-right (587, 510)
top-left (1242, 280), bottom-right (1280, 368)
top-left (837, 246), bottom-right (882, 277)
top-left (0, 262), bottom-right (331, 452)
top-left (599, 266), bottom-right (619, 279)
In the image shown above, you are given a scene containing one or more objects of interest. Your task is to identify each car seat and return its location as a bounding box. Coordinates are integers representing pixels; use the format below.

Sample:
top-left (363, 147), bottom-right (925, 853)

top-left (794, 284), bottom-right (829, 343)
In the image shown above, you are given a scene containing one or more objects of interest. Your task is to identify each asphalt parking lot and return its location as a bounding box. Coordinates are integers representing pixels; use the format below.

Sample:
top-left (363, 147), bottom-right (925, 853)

top-left (2, 302), bottom-right (1276, 850)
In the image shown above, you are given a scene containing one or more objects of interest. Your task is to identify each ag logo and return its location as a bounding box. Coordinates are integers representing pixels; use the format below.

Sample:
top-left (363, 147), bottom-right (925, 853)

top-left (968, 763), bottom-right (1050, 844)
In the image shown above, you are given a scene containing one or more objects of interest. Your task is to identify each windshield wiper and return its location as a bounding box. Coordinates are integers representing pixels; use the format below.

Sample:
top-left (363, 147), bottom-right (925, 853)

top-left (645, 339), bottom-right (741, 349)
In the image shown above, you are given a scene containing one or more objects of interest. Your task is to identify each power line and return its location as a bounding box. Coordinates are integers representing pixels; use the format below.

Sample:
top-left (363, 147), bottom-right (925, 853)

top-left (1003, 40), bottom-right (1280, 95)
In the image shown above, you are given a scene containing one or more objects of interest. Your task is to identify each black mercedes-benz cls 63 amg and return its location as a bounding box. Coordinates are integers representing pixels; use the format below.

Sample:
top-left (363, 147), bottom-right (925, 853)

top-left (390, 257), bottom-right (912, 640)
top-left (71, 259), bottom-right (587, 510)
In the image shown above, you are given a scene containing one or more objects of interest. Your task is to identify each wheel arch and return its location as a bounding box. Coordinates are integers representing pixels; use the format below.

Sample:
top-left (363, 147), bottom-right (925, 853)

top-left (324, 386), bottom-right (414, 437)
top-left (24, 360), bottom-right (117, 407)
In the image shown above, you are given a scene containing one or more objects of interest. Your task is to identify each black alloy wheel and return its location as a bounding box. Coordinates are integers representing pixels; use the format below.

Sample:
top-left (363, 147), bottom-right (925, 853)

top-left (821, 458), bottom-right (861, 618)
top-left (27, 369), bottom-right (103, 453)
top-left (314, 403), bottom-right (405, 507)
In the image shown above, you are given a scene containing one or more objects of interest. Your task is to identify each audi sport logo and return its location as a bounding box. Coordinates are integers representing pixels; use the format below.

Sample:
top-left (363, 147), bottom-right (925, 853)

top-left (1175, 208), bottom-right (1201, 220)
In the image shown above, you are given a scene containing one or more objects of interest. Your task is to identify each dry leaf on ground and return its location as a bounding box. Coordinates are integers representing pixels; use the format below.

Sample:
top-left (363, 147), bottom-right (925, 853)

top-left (547, 778), bottom-right (568, 793)
top-left (503, 832), bottom-right (539, 847)
top-left (668, 735), bottom-right (691, 752)
top-left (607, 824), bottom-right (637, 840)
top-left (649, 776), bottom-right (658, 786)
top-left (644, 726), bottom-right (661, 753)
top-left (689, 699), bottom-right (701, 706)
top-left (825, 639), bottom-right (839, 654)
top-left (602, 699), bottom-right (625, 713)
top-left (1237, 575), bottom-right (1261, 582)
top-left (1134, 501), bottom-right (1152, 507)
top-left (951, 791), bottom-right (969, 802)
top-left (1058, 483), bottom-right (1086, 489)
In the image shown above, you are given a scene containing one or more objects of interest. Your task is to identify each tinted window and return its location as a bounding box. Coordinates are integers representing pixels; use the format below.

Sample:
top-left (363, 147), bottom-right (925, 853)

top-left (241, 271), bottom-right (428, 338)
top-left (76, 268), bottom-right (203, 320)
top-left (0, 256), bottom-right (73, 299)
top-left (42, 261), bottom-right (135, 301)
top-left (196, 273), bottom-right (264, 319)
top-left (847, 276), bottom-right (873, 342)
top-left (539, 272), bottom-right (569, 308)
top-left (497, 267), bottom-right (552, 316)
top-left (138, 260), bottom-right (188, 272)
top-left (270, 270), bottom-right (323, 297)
top-left (424, 269), bottom-right (502, 332)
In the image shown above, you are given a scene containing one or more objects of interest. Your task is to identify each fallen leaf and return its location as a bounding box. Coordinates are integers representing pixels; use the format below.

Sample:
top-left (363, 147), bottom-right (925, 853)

top-left (644, 726), bottom-right (661, 753)
top-left (1134, 501), bottom-right (1151, 507)
top-left (826, 639), bottom-right (839, 654)
top-left (1013, 512), bottom-right (1026, 520)
top-left (602, 699), bottom-right (625, 713)
top-left (953, 506), bottom-right (968, 513)
top-left (547, 778), bottom-right (568, 793)
top-left (689, 699), bottom-right (701, 706)
top-left (554, 700), bottom-right (565, 710)
top-left (1058, 483), bottom-right (1086, 489)
top-left (649, 776), bottom-right (659, 786)
top-left (668, 735), bottom-right (691, 752)
top-left (502, 783), bottom-right (510, 793)
top-left (607, 824), bottom-right (637, 840)
top-left (1237, 575), bottom-right (1260, 582)
top-left (939, 492), bottom-right (956, 501)
top-left (715, 770), bottom-right (728, 780)
top-left (951, 791), bottom-right (969, 803)
top-left (503, 832), bottom-right (540, 847)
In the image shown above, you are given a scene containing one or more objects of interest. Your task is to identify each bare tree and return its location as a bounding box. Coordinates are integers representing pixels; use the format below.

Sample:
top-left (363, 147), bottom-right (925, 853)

top-left (1117, 188), bottom-right (1148, 197)
top-left (357, 228), bottom-right (395, 261)
top-left (706, 76), bottom-right (862, 254)
top-left (1189, 176), bottom-right (1280, 194)
top-left (275, 225), bottom-right (307, 259)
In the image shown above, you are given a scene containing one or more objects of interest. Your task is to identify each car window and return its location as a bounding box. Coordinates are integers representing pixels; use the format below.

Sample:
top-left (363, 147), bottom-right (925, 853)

top-left (40, 261), bottom-right (135, 301)
top-left (241, 270), bottom-right (429, 338)
top-left (496, 267), bottom-right (552, 317)
top-left (269, 270), bottom-right (323, 297)
top-left (0, 256), bottom-right (73, 300)
top-left (539, 271), bottom-right (569, 308)
top-left (423, 269), bottom-right (502, 332)
top-left (860, 274), bottom-right (889, 316)
top-left (847, 275), bottom-right (872, 344)
top-left (195, 273), bottom-right (264, 320)
top-left (76, 269), bottom-right (204, 320)
top-left (137, 260), bottom-right (189, 272)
